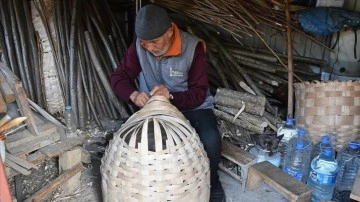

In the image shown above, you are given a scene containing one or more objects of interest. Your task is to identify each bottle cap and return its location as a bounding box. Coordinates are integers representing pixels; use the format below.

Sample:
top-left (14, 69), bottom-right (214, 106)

top-left (285, 117), bottom-right (295, 125)
top-left (296, 140), bottom-right (305, 149)
top-left (348, 141), bottom-right (360, 149)
top-left (320, 135), bottom-right (331, 144)
top-left (65, 106), bottom-right (72, 110)
top-left (297, 127), bottom-right (307, 136)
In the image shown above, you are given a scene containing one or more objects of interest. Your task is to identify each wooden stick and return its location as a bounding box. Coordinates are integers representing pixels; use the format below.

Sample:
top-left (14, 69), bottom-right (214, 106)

top-left (207, 51), bottom-right (231, 89)
top-left (14, 0), bottom-right (36, 100)
top-left (0, 90), bottom-right (6, 113)
top-left (285, 0), bottom-right (294, 118)
top-left (68, 0), bottom-right (79, 126)
top-left (89, 10), bottom-right (118, 68)
top-left (53, 0), bottom-right (66, 93)
top-left (23, 0), bottom-right (43, 108)
top-left (0, 18), bottom-right (11, 69)
top-left (84, 31), bottom-right (129, 119)
top-left (0, 0), bottom-right (19, 76)
top-left (27, 98), bottom-right (65, 129)
top-left (0, 73), bottom-right (15, 103)
top-left (76, 62), bottom-right (86, 129)
top-left (24, 163), bottom-right (82, 202)
top-left (9, 0), bottom-right (29, 95)
top-left (200, 25), bottom-right (277, 115)
top-left (78, 36), bottom-right (104, 130)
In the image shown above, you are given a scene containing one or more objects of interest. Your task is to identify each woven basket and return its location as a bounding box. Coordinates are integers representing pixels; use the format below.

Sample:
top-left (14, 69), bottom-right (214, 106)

top-left (101, 96), bottom-right (210, 202)
top-left (294, 80), bottom-right (360, 151)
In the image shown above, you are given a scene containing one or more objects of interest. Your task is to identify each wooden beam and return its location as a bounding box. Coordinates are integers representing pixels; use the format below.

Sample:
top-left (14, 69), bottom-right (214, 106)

top-left (24, 163), bottom-right (82, 202)
top-left (4, 158), bottom-right (31, 175)
top-left (246, 161), bottom-right (312, 202)
top-left (0, 72), bottom-right (15, 103)
top-left (221, 139), bottom-right (256, 191)
top-left (5, 153), bottom-right (38, 170)
top-left (0, 90), bottom-right (6, 113)
top-left (0, 63), bottom-right (38, 135)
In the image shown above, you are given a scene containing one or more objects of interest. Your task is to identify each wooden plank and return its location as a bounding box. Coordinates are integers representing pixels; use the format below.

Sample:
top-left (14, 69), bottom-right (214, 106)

top-left (24, 163), bottom-right (83, 202)
top-left (26, 151), bottom-right (47, 166)
top-left (246, 161), bottom-right (312, 202)
top-left (0, 90), bottom-right (6, 113)
top-left (6, 151), bottom-right (46, 179)
top-left (5, 122), bottom-right (57, 149)
top-left (5, 153), bottom-right (38, 169)
top-left (7, 132), bottom-right (60, 155)
top-left (350, 169), bottom-right (360, 201)
top-left (28, 99), bottom-right (65, 129)
top-left (221, 140), bottom-right (256, 192)
top-left (0, 64), bottom-right (38, 135)
top-left (32, 111), bottom-right (47, 126)
top-left (219, 162), bottom-right (242, 182)
top-left (0, 72), bottom-right (15, 103)
top-left (221, 140), bottom-right (256, 166)
top-left (15, 175), bottom-right (24, 202)
top-left (4, 158), bottom-right (31, 175)
top-left (39, 138), bottom-right (85, 158)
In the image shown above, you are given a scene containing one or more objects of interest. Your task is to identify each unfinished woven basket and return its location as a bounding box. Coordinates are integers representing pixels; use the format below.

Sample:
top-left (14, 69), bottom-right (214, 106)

top-left (294, 80), bottom-right (360, 151)
top-left (101, 96), bottom-right (210, 202)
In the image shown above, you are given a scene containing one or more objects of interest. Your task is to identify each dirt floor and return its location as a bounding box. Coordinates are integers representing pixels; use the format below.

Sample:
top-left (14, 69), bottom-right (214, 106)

top-left (17, 119), bottom-right (352, 202)
top-left (46, 125), bottom-right (289, 202)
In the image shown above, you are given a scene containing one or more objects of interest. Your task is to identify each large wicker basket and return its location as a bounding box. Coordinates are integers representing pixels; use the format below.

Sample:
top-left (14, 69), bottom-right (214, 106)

top-left (101, 96), bottom-right (210, 202)
top-left (294, 80), bottom-right (360, 151)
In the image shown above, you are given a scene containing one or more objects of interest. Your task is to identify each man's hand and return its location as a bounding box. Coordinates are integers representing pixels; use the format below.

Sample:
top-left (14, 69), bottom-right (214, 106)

top-left (130, 91), bottom-right (150, 107)
top-left (150, 84), bottom-right (171, 99)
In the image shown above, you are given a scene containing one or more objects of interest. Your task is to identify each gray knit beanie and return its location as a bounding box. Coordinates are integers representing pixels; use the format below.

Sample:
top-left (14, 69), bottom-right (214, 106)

top-left (135, 4), bottom-right (172, 40)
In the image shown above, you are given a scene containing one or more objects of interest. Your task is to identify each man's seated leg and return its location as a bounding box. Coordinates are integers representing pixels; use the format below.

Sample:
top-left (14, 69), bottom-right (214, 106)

top-left (183, 109), bottom-right (225, 202)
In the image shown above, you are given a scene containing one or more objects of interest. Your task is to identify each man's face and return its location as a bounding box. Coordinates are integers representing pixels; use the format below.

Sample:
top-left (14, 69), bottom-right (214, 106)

top-left (140, 27), bottom-right (173, 57)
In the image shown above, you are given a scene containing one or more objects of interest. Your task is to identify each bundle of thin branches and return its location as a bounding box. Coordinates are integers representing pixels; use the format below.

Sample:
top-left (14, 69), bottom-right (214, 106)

top-left (0, 0), bottom-right (42, 106)
top-left (0, 0), bottom-right (130, 131)
top-left (153, 0), bottom-right (322, 46)
top-left (152, 0), bottom-right (330, 77)
top-left (46, 0), bottom-right (130, 129)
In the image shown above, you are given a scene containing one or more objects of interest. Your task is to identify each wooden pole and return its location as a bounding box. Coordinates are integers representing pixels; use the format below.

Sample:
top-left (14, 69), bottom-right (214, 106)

top-left (285, 0), bottom-right (294, 118)
top-left (24, 164), bottom-right (82, 202)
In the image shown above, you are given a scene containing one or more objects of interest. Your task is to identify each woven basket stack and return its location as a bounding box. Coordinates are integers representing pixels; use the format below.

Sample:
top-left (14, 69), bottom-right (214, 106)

top-left (295, 80), bottom-right (360, 151)
top-left (101, 96), bottom-right (210, 202)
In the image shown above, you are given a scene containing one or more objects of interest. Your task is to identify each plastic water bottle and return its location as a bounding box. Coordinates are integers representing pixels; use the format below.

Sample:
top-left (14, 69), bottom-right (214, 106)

top-left (307, 147), bottom-right (339, 201)
top-left (335, 141), bottom-right (360, 191)
top-left (277, 117), bottom-right (297, 165)
top-left (277, 117), bottom-right (297, 145)
top-left (64, 106), bottom-right (77, 136)
top-left (311, 133), bottom-right (335, 161)
top-left (282, 127), bottom-right (313, 182)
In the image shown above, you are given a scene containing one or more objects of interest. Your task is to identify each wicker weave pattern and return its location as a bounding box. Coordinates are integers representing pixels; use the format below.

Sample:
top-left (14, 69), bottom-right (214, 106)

top-left (101, 96), bottom-right (210, 202)
top-left (294, 80), bottom-right (360, 151)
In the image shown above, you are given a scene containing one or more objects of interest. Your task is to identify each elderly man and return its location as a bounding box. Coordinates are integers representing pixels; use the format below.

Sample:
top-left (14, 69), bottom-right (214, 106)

top-left (111, 4), bottom-right (225, 202)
